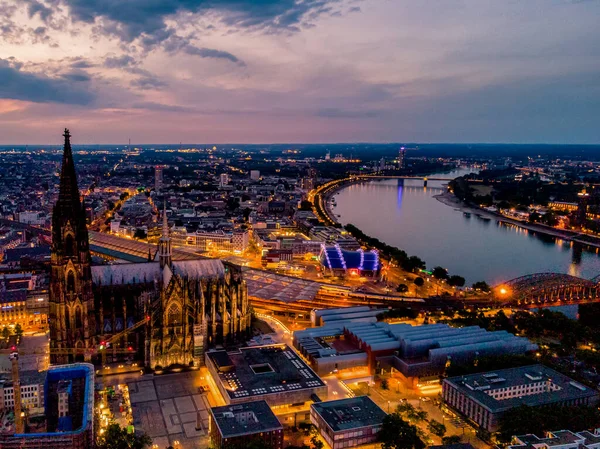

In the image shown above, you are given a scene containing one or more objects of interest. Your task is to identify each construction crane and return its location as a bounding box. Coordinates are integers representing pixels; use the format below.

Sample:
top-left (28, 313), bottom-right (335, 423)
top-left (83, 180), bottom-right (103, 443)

top-left (9, 352), bottom-right (23, 434)
top-left (98, 315), bottom-right (150, 368)
top-left (96, 315), bottom-right (150, 396)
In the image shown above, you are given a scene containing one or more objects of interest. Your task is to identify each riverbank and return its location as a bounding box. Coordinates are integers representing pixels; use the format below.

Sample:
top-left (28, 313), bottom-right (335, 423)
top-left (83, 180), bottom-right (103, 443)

top-left (434, 190), bottom-right (600, 250)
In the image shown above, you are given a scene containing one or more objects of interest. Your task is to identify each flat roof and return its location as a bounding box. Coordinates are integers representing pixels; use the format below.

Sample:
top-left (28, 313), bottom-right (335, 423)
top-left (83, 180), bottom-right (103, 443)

top-left (207, 344), bottom-right (325, 401)
top-left (512, 431), bottom-right (587, 449)
top-left (311, 396), bottom-right (386, 432)
top-left (444, 364), bottom-right (598, 412)
top-left (210, 400), bottom-right (282, 438)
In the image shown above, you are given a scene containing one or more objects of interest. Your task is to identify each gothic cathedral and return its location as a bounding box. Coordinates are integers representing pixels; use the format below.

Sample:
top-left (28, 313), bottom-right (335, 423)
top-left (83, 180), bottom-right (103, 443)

top-left (49, 129), bottom-right (252, 369)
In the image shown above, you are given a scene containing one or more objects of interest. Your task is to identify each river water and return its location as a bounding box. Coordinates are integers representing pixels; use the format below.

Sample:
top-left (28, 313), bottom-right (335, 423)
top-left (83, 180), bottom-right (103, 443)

top-left (334, 168), bottom-right (600, 286)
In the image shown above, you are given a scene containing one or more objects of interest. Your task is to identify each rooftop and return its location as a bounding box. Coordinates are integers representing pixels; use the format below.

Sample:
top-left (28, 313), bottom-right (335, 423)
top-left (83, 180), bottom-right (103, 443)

top-left (0, 370), bottom-right (46, 388)
top-left (243, 268), bottom-right (322, 302)
top-left (510, 430), bottom-right (600, 449)
top-left (207, 344), bottom-right (325, 401)
top-left (210, 400), bottom-right (282, 438)
top-left (445, 364), bottom-right (598, 412)
top-left (311, 396), bottom-right (386, 432)
top-left (320, 245), bottom-right (379, 272)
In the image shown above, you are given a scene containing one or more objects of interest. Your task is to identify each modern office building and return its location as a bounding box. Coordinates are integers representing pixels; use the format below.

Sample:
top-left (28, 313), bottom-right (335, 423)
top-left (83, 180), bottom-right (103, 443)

top-left (443, 365), bottom-right (600, 431)
top-left (0, 363), bottom-right (95, 449)
top-left (510, 430), bottom-right (600, 449)
top-left (310, 396), bottom-right (386, 449)
top-left (294, 319), bottom-right (537, 379)
top-left (209, 400), bottom-right (283, 449)
top-left (206, 344), bottom-right (327, 408)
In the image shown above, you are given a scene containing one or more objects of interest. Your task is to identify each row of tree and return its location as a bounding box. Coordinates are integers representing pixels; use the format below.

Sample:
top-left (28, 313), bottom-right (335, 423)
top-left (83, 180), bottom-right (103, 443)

top-left (345, 224), bottom-right (488, 290)
top-left (344, 224), bottom-right (427, 272)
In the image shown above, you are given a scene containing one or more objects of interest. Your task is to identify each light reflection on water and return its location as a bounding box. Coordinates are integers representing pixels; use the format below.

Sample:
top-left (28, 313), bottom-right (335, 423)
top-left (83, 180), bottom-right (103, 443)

top-left (334, 168), bottom-right (600, 286)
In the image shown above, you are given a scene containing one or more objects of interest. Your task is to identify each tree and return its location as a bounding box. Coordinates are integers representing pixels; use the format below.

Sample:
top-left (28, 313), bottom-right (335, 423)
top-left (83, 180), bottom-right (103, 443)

top-left (379, 413), bottom-right (425, 449)
top-left (448, 275), bottom-right (465, 287)
top-left (310, 435), bottom-right (324, 449)
top-left (407, 409), bottom-right (428, 424)
top-left (472, 281), bottom-right (490, 292)
top-left (133, 229), bottom-right (147, 240)
top-left (413, 277), bottom-right (425, 288)
top-left (299, 200), bottom-right (313, 211)
top-left (396, 284), bottom-right (409, 293)
top-left (119, 192), bottom-right (129, 201)
top-left (432, 266), bottom-right (448, 280)
top-left (427, 420), bottom-right (446, 438)
top-left (498, 404), bottom-right (600, 443)
top-left (96, 423), bottom-right (152, 449)
top-left (529, 212), bottom-right (541, 223)
top-left (2, 326), bottom-right (11, 340)
top-left (442, 436), bottom-right (462, 445)
top-left (14, 324), bottom-right (23, 340)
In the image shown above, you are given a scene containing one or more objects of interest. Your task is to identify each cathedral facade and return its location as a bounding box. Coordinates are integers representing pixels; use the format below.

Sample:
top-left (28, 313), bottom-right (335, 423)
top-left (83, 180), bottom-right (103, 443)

top-left (49, 130), bottom-right (251, 369)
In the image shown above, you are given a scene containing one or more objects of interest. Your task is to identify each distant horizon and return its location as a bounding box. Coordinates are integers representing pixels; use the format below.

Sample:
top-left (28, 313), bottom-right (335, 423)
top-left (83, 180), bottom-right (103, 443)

top-left (1, 141), bottom-right (600, 148)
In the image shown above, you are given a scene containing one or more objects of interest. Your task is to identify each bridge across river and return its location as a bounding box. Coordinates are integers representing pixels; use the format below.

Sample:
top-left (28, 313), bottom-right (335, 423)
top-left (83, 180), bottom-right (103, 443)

top-left (495, 272), bottom-right (600, 308)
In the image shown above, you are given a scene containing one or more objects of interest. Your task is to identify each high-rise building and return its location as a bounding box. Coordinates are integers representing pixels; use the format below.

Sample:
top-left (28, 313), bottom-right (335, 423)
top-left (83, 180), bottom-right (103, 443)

top-left (398, 146), bottom-right (406, 169)
top-left (219, 173), bottom-right (229, 187)
top-left (155, 165), bottom-right (164, 191)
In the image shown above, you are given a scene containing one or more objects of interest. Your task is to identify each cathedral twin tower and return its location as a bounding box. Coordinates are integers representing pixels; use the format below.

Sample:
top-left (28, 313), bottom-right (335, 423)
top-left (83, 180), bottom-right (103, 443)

top-left (49, 129), bottom-right (251, 369)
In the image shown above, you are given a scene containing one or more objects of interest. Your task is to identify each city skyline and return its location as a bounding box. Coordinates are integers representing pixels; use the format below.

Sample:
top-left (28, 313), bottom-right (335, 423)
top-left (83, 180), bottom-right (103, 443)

top-left (1, 0), bottom-right (600, 145)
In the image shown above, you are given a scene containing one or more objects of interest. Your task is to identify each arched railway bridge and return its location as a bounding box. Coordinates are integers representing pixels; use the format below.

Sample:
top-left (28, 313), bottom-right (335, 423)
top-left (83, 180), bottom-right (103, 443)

top-left (495, 272), bottom-right (600, 308)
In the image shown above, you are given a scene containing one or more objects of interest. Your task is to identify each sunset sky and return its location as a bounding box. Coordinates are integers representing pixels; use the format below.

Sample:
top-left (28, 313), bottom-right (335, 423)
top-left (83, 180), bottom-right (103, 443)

top-left (1, 0), bottom-right (599, 144)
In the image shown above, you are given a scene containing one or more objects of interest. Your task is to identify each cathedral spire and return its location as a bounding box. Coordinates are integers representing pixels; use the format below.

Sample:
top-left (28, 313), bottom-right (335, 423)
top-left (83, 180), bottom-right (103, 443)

top-left (162, 200), bottom-right (169, 239)
top-left (57, 128), bottom-right (81, 211)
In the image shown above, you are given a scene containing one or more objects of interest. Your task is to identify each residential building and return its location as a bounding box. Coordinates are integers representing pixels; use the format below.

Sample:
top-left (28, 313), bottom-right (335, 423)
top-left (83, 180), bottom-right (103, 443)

top-left (0, 370), bottom-right (46, 413)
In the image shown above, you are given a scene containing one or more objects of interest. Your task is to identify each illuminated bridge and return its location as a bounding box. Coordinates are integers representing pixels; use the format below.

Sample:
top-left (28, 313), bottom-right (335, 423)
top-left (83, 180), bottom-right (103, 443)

top-left (495, 272), bottom-right (600, 308)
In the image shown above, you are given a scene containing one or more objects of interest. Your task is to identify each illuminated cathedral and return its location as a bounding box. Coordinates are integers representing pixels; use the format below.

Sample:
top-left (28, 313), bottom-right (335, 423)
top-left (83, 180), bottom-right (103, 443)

top-left (49, 129), bottom-right (251, 369)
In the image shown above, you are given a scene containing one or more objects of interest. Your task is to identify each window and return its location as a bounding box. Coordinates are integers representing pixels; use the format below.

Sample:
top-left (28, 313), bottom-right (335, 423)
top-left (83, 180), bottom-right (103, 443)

top-left (66, 271), bottom-right (75, 294)
top-left (65, 234), bottom-right (75, 257)
top-left (75, 306), bottom-right (82, 329)
top-left (167, 303), bottom-right (181, 326)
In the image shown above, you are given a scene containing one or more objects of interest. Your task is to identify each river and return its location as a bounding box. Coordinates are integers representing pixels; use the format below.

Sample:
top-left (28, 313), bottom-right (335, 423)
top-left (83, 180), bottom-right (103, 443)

top-left (333, 168), bottom-right (600, 287)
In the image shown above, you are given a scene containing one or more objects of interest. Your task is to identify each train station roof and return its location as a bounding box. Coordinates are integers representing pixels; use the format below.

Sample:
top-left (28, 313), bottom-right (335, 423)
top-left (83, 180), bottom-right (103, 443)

top-left (244, 269), bottom-right (322, 302)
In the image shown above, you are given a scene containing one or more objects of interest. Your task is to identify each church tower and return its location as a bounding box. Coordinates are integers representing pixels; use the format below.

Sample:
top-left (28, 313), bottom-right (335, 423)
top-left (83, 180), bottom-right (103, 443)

top-left (49, 129), bottom-right (95, 364)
